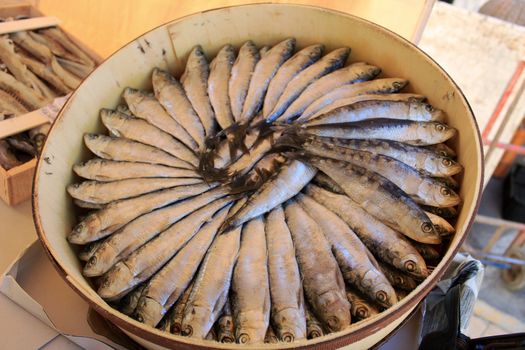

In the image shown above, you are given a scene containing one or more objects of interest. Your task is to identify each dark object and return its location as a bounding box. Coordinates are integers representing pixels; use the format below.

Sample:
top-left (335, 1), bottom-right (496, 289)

top-left (419, 261), bottom-right (525, 350)
top-left (502, 163), bottom-right (525, 223)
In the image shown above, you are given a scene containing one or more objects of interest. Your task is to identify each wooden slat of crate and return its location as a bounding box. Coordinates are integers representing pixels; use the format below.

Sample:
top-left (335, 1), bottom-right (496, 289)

top-left (0, 2), bottom-right (102, 206)
top-left (0, 159), bottom-right (36, 206)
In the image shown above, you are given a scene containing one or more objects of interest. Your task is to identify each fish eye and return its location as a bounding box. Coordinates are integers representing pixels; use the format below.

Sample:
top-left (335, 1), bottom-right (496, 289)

top-left (435, 124), bottom-right (445, 132)
top-left (440, 187), bottom-right (451, 196)
top-left (425, 104), bottom-right (434, 112)
top-left (442, 158), bottom-right (452, 167)
top-left (421, 222), bottom-right (433, 233)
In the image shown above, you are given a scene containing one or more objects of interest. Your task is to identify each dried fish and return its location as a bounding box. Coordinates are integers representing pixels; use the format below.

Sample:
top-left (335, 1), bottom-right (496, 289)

top-left (229, 41), bottom-right (260, 122)
top-left (68, 177), bottom-right (202, 205)
top-left (302, 119), bottom-right (457, 146)
top-left (100, 109), bottom-right (198, 167)
top-left (152, 68), bottom-right (205, 148)
top-left (265, 206), bottom-right (306, 342)
top-left (208, 45), bottom-right (235, 129)
top-left (231, 217), bottom-right (270, 344)
top-left (298, 78), bottom-right (408, 121)
top-left (97, 197), bottom-right (231, 300)
top-left (345, 289), bottom-right (380, 321)
top-left (0, 70), bottom-right (46, 109)
top-left (73, 159), bottom-right (199, 182)
top-left (83, 134), bottom-right (194, 169)
top-left (306, 97), bottom-right (443, 125)
top-left (40, 27), bottom-right (96, 67)
top-left (263, 44), bottom-right (324, 118)
top-left (305, 185), bottom-right (428, 279)
top-left (380, 262), bottom-right (419, 291)
top-left (280, 63), bottom-right (381, 122)
top-left (222, 159), bottom-right (316, 231)
top-left (297, 193), bottom-right (397, 308)
top-left (304, 304), bottom-right (324, 339)
top-left (181, 45), bottom-right (216, 137)
top-left (267, 47), bottom-right (350, 123)
top-left (123, 88), bottom-right (198, 151)
top-left (304, 156), bottom-right (440, 244)
top-left (288, 136), bottom-right (461, 208)
top-left (181, 208), bottom-right (243, 338)
top-left (18, 53), bottom-right (71, 95)
top-left (134, 204), bottom-right (232, 326)
top-left (83, 187), bottom-right (227, 276)
top-left (68, 182), bottom-right (215, 244)
top-left (216, 299), bottom-right (235, 343)
top-left (240, 38), bottom-right (295, 122)
top-left (284, 201), bottom-right (351, 331)
top-left (314, 138), bottom-right (462, 177)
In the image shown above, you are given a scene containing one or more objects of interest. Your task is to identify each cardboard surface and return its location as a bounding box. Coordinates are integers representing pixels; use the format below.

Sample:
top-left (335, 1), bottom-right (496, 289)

top-left (0, 240), bottom-right (421, 349)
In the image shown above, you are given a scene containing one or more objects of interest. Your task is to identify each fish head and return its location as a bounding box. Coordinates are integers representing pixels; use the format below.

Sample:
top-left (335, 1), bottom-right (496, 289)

top-left (272, 309), bottom-right (307, 342)
top-left (430, 122), bottom-right (457, 142)
top-left (235, 317), bottom-right (268, 344)
top-left (97, 262), bottom-right (134, 300)
top-left (68, 214), bottom-right (101, 244)
top-left (316, 291), bottom-right (351, 332)
top-left (400, 253), bottom-right (428, 279)
top-left (181, 305), bottom-right (212, 339)
top-left (390, 79), bottom-right (409, 92)
top-left (370, 281), bottom-right (398, 308)
top-left (421, 181), bottom-right (462, 208)
top-left (134, 297), bottom-right (164, 327)
top-left (434, 156), bottom-right (463, 177)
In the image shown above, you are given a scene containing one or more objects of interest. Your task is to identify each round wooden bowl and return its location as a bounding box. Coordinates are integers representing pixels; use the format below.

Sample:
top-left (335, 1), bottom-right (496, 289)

top-left (32, 3), bottom-right (483, 349)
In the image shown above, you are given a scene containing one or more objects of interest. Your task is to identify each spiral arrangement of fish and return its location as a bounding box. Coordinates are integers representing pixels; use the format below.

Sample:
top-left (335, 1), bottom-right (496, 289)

top-left (66, 38), bottom-right (462, 344)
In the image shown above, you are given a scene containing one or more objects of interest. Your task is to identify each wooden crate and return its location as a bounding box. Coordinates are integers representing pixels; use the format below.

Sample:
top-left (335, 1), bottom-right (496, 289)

top-left (0, 1), bottom-right (102, 206)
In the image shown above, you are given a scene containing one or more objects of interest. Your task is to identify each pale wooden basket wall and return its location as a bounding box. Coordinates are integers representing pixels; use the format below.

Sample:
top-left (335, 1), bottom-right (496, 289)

top-left (33, 4), bottom-right (484, 350)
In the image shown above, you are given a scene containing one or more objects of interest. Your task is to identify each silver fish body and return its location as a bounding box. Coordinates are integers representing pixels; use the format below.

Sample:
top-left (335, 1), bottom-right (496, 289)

top-left (263, 44), bottom-right (324, 118)
top-left (68, 177), bottom-right (202, 205)
top-left (305, 156), bottom-right (440, 244)
top-left (223, 159), bottom-right (317, 230)
top-left (284, 201), bottom-right (351, 331)
top-left (73, 159), bottom-right (199, 182)
top-left (297, 78), bottom-right (408, 122)
top-left (68, 182), bottom-right (214, 244)
top-left (305, 185), bottom-right (428, 279)
top-left (318, 138), bottom-right (462, 177)
top-left (83, 186), bottom-right (227, 276)
top-left (265, 206), bottom-right (306, 342)
top-left (134, 204), bottom-right (232, 326)
top-left (240, 38), bottom-right (296, 122)
top-left (302, 119), bottom-right (457, 146)
top-left (83, 134), bottom-right (194, 169)
top-left (100, 109), bottom-right (198, 166)
top-left (297, 193), bottom-right (397, 308)
top-left (181, 45), bottom-right (216, 136)
top-left (280, 63), bottom-right (381, 122)
top-left (181, 221), bottom-right (243, 338)
top-left (208, 44), bottom-right (236, 129)
top-left (123, 87), bottom-right (198, 151)
top-left (231, 217), bottom-right (270, 344)
top-left (267, 47), bottom-right (350, 123)
top-left (306, 97), bottom-right (443, 125)
top-left (97, 197), bottom-right (231, 300)
top-left (152, 68), bottom-right (206, 148)
top-left (229, 41), bottom-right (260, 121)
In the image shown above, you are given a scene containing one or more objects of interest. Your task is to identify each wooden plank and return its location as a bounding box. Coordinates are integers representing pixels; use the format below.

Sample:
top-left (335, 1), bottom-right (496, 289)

top-left (35, 0), bottom-right (434, 58)
top-left (0, 113), bottom-right (49, 140)
top-left (0, 16), bottom-right (59, 34)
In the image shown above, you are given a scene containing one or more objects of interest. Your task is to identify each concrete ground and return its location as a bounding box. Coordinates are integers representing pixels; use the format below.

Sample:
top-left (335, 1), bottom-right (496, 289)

top-left (464, 176), bottom-right (525, 336)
